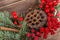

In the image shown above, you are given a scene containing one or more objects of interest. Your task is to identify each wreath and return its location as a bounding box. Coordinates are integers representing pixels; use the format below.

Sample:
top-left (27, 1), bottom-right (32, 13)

top-left (0, 0), bottom-right (60, 40)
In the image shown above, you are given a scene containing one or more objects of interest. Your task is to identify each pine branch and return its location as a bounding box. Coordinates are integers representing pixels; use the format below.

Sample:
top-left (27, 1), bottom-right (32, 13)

top-left (19, 21), bottom-right (29, 40)
top-left (0, 30), bottom-right (20, 40)
top-left (0, 12), bottom-right (16, 27)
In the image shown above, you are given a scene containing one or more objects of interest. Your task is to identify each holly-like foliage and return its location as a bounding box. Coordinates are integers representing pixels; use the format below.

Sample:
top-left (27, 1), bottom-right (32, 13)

top-left (0, 11), bottom-right (28, 40)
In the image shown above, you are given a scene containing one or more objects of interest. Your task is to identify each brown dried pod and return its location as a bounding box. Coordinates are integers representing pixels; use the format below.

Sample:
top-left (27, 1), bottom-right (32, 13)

top-left (25, 9), bottom-right (47, 29)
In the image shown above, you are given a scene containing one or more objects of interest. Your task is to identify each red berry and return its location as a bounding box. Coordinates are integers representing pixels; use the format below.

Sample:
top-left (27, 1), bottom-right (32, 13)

top-left (53, 1), bottom-right (58, 6)
top-left (56, 0), bottom-right (60, 3)
top-left (48, 27), bottom-right (52, 32)
top-left (51, 14), bottom-right (54, 17)
top-left (44, 28), bottom-right (49, 34)
top-left (13, 15), bottom-right (18, 19)
top-left (45, 5), bottom-right (49, 8)
top-left (12, 11), bottom-right (18, 19)
top-left (49, 2), bottom-right (53, 6)
top-left (41, 0), bottom-right (45, 4)
top-left (31, 28), bottom-right (35, 33)
top-left (40, 27), bottom-right (44, 33)
top-left (39, 4), bottom-right (43, 9)
top-left (34, 36), bottom-right (39, 40)
top-left (47, 17), bottom-right (51, 21)
top-left (51, 7), bottom-right (55, 12)
top-left (58, 22), bottom-right (60, 25)
top-left (47, 13), bottom-right (50, 16)
top-left (53, 26), bottom-right (57, 31)
top-left (43, 34), bottom-right (47, 39)
top-left (36, 32), bottom-right (40, 36)
top-left (12, 11), bottom-right (17, 16)
top-left (26, 33), bottom-right (31, 37)
top-left (19, 17), bottom-right (23, 21)
top-left (39, 32), bottom-right (42, 37)
top-left (57, 23), bottom-right (60, 28)
top-left (50, 30), bottom-right (55, 35)
top-left (13, 21), bottom-right (17, 25)
top-left (31, 33), bottom-right (35, 37)
top-left (45, 9), bottom-right (50, 13)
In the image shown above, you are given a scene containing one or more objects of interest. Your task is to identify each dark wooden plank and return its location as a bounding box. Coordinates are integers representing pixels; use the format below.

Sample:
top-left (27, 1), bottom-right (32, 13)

top-left (0, 0), bottom-right (20, 7)
top-left (0, 0), bottom-right (37, 16)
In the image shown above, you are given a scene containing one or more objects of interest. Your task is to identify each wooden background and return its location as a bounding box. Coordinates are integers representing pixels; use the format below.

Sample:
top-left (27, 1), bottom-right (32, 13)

top-left (0, 0), bottom-right (37, 16)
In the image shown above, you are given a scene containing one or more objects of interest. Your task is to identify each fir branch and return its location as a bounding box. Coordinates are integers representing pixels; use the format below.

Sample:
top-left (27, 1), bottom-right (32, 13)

top-left (0, 30), bottom-right (20, 40)
top-left (0, 12), bottom-right (16, 27)
top-left (19, 21), bottom-right (29, 40)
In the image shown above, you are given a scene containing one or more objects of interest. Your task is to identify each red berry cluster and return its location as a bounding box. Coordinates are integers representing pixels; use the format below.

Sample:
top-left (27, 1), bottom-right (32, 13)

top-left (11, 11), bottom-right (24, 28)
top-left (39, 0), bottom-right (60, 39)
top-left (26, 28), bottom-right (42, 40)
top-left (26, 0), bottom-right (59, 40)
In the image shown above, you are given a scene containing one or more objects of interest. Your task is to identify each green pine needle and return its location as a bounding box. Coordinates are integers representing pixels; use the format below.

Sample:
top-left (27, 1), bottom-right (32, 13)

top-left (0, 11), bottom-right (16, 27)
top-left (19, 21), bottom-right (29, 40)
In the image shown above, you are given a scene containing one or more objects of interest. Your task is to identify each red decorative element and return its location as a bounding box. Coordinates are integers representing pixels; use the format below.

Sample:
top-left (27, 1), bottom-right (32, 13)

top-left (31, 33), bottom-right (35, 37)
top-left (36, 32), bottom-right (40, 36)
top-left (39, 32), bottom-right (42, 37)
top-left (12, 11), bottom-right (18, 19)
top-left (26, 33), bottom-right (31, 37)
top-left (53, 26), bottom-right (57, 31)
top-left (51, 7), bottom-right (55, 12)
top-left (19, 17), bottom-right (24, 21)
top-left (34, 36), bottom-right (39, 40)
top-left (11, 0), bottom-right (59, 39)
top-left (49, 2), bottom-right (53, 6)
top-left (38, 0), bottom-right (59, 39)
top-left (53, 1), bottom-right (58, 6)
top-left (43, 34), bottom-right (47, 39)
top-left (45, 5), bottom-right (49, 8)
top-left (45, 9), bottom-right (50, 13)
top-left (13, 16), bottom-right (18, 19)
top-left (59, 0), bottom-right (60, 2)
top-left (13, 21), bottom-right (17, 25)
top-left (12, 11), bottom-right (17, 16)
top-left (40, 27), bottom-right (44, 33)
top-left (44, 28), bottom-right (49, 34)
top-left (41, 0), bottom-right (45, 4)
top-left (31, 28), bottom-right (35, 33)
top-left (50, 30), bottom-right (55, 35)
top-left (39, 4), bottom-right (43, 9)
top-left (57, 22), bottom-right (60, 28)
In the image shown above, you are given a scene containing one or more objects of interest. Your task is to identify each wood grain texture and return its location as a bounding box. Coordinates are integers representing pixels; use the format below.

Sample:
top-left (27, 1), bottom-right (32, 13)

top-left (0, 0), bottom-right (37, 16)
top-left (0, 0), bottom-right (20, 7)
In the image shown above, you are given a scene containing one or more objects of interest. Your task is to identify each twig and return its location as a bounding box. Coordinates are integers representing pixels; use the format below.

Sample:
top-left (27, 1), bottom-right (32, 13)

top-left (0, 26), bottom-right (19, 32)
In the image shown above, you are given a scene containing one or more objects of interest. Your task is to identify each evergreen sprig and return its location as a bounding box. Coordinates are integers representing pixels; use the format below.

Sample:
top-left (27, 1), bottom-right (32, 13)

top-left (0, 11), bottom-right (28, 40)
top-left (19, 21), bottom-right (29, 40)
top-left (0, 11), bottom-right (16, 27)
top-left (0, 21), bottom-right (28, 40)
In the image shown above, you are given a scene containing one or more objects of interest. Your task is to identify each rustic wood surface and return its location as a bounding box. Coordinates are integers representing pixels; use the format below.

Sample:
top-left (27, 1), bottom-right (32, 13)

top-left (0, 0), bottom-right (37, 16)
